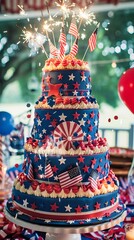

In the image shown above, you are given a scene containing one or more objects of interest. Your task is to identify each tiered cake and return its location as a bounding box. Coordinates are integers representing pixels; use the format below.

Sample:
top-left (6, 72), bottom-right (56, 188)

top-left (5, 54), bottom-right (125, 227)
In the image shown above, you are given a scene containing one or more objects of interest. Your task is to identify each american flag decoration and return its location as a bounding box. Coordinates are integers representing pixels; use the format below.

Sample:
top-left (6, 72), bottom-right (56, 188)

top-left (88, 23), bottom-right (100, 52)
top-left (58, 165), bottom-right (82, 188)
top-left (59, 25), bottom-right (66, 60)
top-left (44, 162), bottom-right (53, 178)
top-left (88, 169), bottom-right (98, 191)
top-left (49, 40), bottom-right (59, 57)
top-left (68, 16), bottom-right (78, 38)
top-left (70, 38), bottom-right (78, 57)
top-left (27, 162), bottom-right (34, 180)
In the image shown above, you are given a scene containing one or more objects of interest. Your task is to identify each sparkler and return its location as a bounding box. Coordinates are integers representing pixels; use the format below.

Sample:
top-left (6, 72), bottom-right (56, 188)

top-left (18, 0), bottom-right (98, 59)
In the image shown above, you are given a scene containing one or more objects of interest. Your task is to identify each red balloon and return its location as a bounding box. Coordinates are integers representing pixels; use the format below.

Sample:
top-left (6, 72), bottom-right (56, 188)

top-left (118, 68), bottom-right (134, 114)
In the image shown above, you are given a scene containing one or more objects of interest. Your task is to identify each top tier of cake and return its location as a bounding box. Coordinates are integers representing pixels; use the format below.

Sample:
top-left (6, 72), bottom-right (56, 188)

top-left (42, 55), bottom-right (91, 97)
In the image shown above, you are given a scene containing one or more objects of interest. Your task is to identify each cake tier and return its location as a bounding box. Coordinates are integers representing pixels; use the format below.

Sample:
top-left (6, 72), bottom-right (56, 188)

top-left (12, 188), bottom-right (119, 221)
top-left (42, 69), bottom-right (91, 97)
top-left (31, 105), bottom-right (99, 145)
top-left (23, 148), bottom-right (110, 182)
top-left (6, 171), bottom-right (122, 227)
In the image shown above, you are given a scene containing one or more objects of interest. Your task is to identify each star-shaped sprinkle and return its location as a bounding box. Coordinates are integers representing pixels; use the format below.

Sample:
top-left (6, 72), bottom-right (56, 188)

top-left (83, 113), bottom-right (88, 118)
top-left (37, 119), bottom-right (42, 126)
top-left (90, 111), bottom-right (95, 118)
top-left (73, 90), bottom-right (78, 96)
top-left (52, 165), bottom-right (58, 173)
top-left (38, 164), bottom-right (43, 171)
top-left (45, 75), bottom-right (51, 82)
top-left (105, 201), bottom-right (109, 206)
top-left (23, 199), bottom-right (28, 207)
top-left (59, 113), bottom-right (67, 121)
top-left (81, 74), bottom-right (86, 81)
top-left (31, 202), bottom-right (37, 210)
top-left (45, 113), bottom-right (51, 120)
top-left (42, 129), bottom-right (46, 134)
top-left (65, 205), bottom-right (72, 212)
top-left (59, 157), bottom-right (66, 164)
top-left (89, 125), bottom-right (93, 132)
top-left (58, 73), bottom-right (63, 80)
top-left (39, 133), bottom-right (43, 138)
top-left (91, 158), bottom-right (96, 165)
top-left (94, 202), bottom-right (101, 210)
top-left (110, 198), bottom-right (115, 205)
top-left (48, 83), bottom-right (62, 97)
top-left (51, 119), bottom-right (57, 127)
top-left (75, 205), bottom-right (83, 213)
top-left (73, 112), bottom-right (80, 119)
top-left (50, 203), bottom-right (59, 212)
top-left (73, 82), bottom-right (80, 89)
top-left (77, 156), bottom-right (84, 163)
top-left (86, 83), bottom-right (90, 89)
top-left (79, 118), bottom-right (86, 126)
top-left (97, 165), bottom-right (102, 173)
top-left (82, 165), bottom-right (89, 173)
top-left (69, 73), bottom-right (75, 81)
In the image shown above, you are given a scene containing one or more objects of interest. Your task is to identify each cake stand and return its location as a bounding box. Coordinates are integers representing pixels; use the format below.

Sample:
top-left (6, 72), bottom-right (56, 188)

top-left (4, 207), bottom-right (127, 240)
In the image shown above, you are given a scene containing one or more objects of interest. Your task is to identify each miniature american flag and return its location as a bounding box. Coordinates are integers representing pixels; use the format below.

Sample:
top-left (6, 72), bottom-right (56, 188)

top-left (68, 17), bottom-right (78, 38)
top-left (59, 26), bottom-right (66, 60)
top-left (44, 163), bottom-right (53, 178)
top-left (88, 169), bottom-right (98, 191)
top-left (70, 38), bottom-right (78, 57)
top-left (58, 166), bottom-right (82, 188)
top-left (88, 23), bottom-right (99, 52)
top-left (49, 40), bottom-right (58, 57)
top-left (27, 162), bottom-right (34, 180)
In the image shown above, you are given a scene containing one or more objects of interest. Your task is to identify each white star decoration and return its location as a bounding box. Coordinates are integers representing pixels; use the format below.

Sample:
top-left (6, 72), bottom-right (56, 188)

top-left (23, 199), bottom-right (28, 207)
top-left (87, 91), bottom-right (90, 97)
top-left (94, 120), bottom-right (98, 126)
top-left (42, 129), bottom-right (46, 134)
top-left (38, 164), bottom-right (43, 171)
top-left (83, 113), bottom-right (88, 118)
top-left (79, 118), bottom-right (86, 126)
top-left (59, 157), bottom-right (66, 164)
top-left (68, 73), bottom-right (75, 81)
top-left (32, 127), bottom-right (37, 135)
top-left (86, 83), bottom-right (90, 89)
top-left (65, 204), bottom-right (72, 212)
top-left (81, 75), bottom-right (86, 81)
top-left (54, 176), bottom-right (58, 181)
top-left (37, 119), bottom-right (42, 126)
top-left (73, 90), bottom-right (78, 96)
top-left (59, 113), bottom-right (67, 121)
top-left (39, 133), bottom-right (43, 138)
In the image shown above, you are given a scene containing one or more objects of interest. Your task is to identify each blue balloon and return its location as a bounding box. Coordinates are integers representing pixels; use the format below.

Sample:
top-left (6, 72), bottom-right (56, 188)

top-left (0, 111), bottom-right (14, 136)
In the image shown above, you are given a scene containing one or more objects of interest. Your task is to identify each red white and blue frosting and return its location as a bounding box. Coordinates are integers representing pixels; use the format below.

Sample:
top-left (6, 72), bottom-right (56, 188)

top-left (5, 55), bottom-right (125, 227)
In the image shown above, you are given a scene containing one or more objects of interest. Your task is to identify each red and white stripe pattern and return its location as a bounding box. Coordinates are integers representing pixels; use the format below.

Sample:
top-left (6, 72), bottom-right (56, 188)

top-left (68, 17), bottom-right (78, 38)
top-left (59, 26), bottom-right (66, 60)
top-left (27, 162), bottom-right (34, 180)
top-left (0, 222), bottom-right (17, 239)
top-left (88, 24), bottom-right (99, 52)
top-left (1, 1), bottom-right (119, 14)
top-left (88, 170), bottom-right (98, 191)
top-left (49, 40), bottom-right (59, 57)
top-left (1, 0), bottom-right (53, 13)
top-left (58, 166), bottom-right (82, 188)
top-left (70, 38), bottom-right (78, 57)
top-left (54, 121), bottom-right (84, 150)
top-left (44, 163), bottom-right (53, 178)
